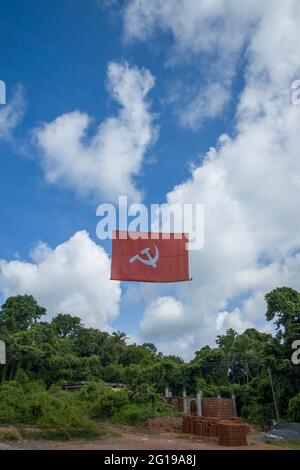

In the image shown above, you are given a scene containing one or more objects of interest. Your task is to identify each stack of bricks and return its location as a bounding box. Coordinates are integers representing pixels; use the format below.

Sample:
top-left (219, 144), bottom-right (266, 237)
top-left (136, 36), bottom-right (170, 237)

top-left (217, 421), bottom-right (248, 446)
top-left (195, 417), bottom-right (219, 437)
top-left (183, 417), bottom-right (220, 437)
top-left (182, 416), bottom-right (249, 446)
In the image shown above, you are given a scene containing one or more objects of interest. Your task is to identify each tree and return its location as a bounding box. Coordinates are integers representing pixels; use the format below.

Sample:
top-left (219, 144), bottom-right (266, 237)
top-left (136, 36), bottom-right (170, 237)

top-left (265, 287), bottom-right (300, 413)
top-left (107, 331), bottom-right (128, 364)
top-left (1, 289), bottom-right (300, 425)
top-left (0, 295), bottom-right (46, 333)
top-left (142, 343), bottom-right (157, 356)
top-left (122, 344), bottom-right (157, 367)
top-left (192, 346), bottom-right (229, 386)
top-left (112, 331), bottom-right (128, 343)
top-left (265, 287), bottom-right (300, 345)
top-left (74, 328), bottom-right (108, 357)
top-left (217, 328), bottom-right (238, 353)
top-left (51, 313), bottom-right (82, 338)
top-left (103, 364), bottom-right (125, 383)
top-left (149, 358), bottom-right (186, 395)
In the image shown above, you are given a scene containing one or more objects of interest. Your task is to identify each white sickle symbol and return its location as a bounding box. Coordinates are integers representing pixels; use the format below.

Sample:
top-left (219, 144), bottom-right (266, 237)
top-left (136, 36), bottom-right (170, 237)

top-left (129, 244), bottom-right (159, 268)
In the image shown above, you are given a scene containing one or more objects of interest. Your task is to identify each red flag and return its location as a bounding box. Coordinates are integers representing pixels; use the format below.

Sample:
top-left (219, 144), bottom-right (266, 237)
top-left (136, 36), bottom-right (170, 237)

top-left (111, 231), bottom-right (190, 283)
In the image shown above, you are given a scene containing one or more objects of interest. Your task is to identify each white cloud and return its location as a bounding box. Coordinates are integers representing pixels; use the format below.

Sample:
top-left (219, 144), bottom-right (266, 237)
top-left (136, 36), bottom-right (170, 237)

top-left (0, 86), bottom-right (25, 141)
top-left (179, 83), bottom-right (230, 130)
top-left (124, 0), bottom-right (263, 129)
top-left (140, 296), bottom-right (185, 339)
top-left (33, 62), bottom-right (157, 202)
top-left (130, 1), bottom-right (300, 358)
top-left (124, 0), bottom-right (259, 60)
top-left (0, 231), bottom-right (121, 329)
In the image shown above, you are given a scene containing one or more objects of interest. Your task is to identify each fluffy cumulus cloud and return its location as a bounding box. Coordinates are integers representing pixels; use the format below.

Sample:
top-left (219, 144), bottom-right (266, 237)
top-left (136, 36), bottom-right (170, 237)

top-left (0, 85), bottom-right (25, 141)
top-left (0, 231), bottom-right (121, 329)
top-left (140, 296), bottom-right (185, 338)
top-left (124, 0), bottom-right (300, 358)
top-left (124, 0), bottom-right (265, 129)
top-left (33, 62), bottom-right (157, 202)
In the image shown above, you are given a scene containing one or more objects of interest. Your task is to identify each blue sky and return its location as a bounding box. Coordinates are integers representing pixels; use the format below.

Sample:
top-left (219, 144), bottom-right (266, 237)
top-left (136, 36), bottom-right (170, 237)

top-left (0, 0), bottom-right (226, 253)
top-left (1, 0), bottom-right (300, 358)
top-left (0, 0), bottom-right (224, 339)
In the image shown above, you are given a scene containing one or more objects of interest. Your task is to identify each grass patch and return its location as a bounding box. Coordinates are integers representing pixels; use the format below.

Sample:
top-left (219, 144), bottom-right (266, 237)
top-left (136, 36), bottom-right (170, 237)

top-left (1, 431), bottom-right (19, 441)
top-left (266, 439), bottom-right (300, 449)
top-left (110, 430), bottom-right (122, 438)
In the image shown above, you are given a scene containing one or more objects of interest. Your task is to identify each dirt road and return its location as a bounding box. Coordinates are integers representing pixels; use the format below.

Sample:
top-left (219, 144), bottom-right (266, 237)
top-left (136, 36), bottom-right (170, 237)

top-left (0, 428), bottom-right (288, 450)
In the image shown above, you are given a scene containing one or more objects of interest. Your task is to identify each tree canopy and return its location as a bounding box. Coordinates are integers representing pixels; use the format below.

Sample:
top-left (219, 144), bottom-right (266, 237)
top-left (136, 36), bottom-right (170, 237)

top-left (0, 287), bottom-right (299, 424)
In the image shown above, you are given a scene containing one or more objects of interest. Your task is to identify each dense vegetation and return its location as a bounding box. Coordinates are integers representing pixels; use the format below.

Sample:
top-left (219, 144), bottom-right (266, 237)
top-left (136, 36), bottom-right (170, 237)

top-left (0, 286), bottom-right (299, 438)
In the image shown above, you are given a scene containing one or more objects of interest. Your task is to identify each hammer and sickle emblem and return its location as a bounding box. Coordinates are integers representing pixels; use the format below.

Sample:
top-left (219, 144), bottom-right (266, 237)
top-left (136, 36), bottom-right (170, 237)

top-left (129, 244), bottom-right (160, 269)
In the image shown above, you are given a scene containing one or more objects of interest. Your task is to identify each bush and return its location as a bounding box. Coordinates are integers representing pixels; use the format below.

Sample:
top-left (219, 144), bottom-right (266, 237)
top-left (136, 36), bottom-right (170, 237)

top-left (88, 387), bottom-right (129, 418)
top-left (241, 402), bottom-right (264, 424)
top-left (0, 380), bottom-right (171, 437)
top-left (0, 381), bottom-right (28, 423)
top-left (0, 380), bottom-right (101, 440)
top-left (113, 386), bottom-right (175, 426)
top-left (78, 382), bottom-right (106, 403)
top-left (113, 403), bottom-right (162, 425)
top-left (36, 394), bottom-right (101, 439)
top-left (288, 393), bottom-right (300, 422)
top-left (130, 384), bottom-right (165, 406)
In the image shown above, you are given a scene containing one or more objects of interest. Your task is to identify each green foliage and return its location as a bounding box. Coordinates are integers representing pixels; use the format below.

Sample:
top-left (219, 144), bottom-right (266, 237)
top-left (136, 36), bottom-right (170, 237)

top-left (0, 295), bottom-right (46, 333)
top-left (130, 384), bottom-right (166, 405)
top-left (87, 387), bottom-right (129, 418)
top-left (1, 431), bottom-right (19, 441)
top-left (195, 378), bottom-right (233, 397)
top-left (0, 290), bottom-right (300, 432)
top-left (192, 346), bottom-right (228, 386)
top-left (0, 381), bottom-right (28, 423)
top-left (51, 313), bottom-right (82, 338)
top-left (113, 403), bottom-right (162, 425)
top-left (102, 364), bottom-right (125, 383)
top-left (0, 381), bottom-right (101, 439)
top-left (265, 439), bottom-right (300, 449)
top-left (241, 402), bottom-right (265, 424)
top-left (113, 384), bottom-right (174, 425)
top-left (265, 287), bottom-right (300, 343)
top-left (288, 393), bottom-right (300, 421)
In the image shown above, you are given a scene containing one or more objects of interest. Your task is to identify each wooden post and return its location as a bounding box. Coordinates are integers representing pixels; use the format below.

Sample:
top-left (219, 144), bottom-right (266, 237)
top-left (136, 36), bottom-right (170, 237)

top-left (165, 386), bottom-right (169, 398)
top-left (196, 390), bottom-right (203, 416)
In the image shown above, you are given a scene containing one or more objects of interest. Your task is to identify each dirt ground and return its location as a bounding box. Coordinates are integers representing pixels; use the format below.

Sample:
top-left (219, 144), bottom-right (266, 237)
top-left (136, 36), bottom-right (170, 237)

top-left (0, 427), bottom-right (289, 450)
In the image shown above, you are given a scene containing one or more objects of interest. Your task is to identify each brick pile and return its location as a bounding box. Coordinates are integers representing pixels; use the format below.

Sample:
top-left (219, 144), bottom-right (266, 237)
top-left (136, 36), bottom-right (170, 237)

top-left (218, 421), bottom-right (248, 446)
top-left (182, 416), bottom-right (249, 446)
top-left (183, 416), bottom-right (220, 436)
